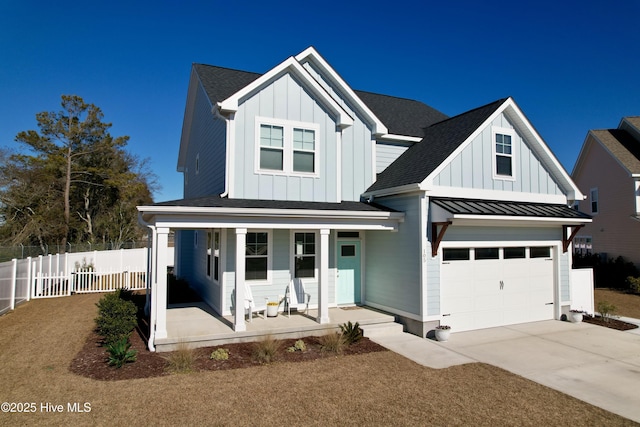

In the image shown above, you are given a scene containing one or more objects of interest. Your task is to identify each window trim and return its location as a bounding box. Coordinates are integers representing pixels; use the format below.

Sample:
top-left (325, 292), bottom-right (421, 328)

top-left (245, 230), bottom-right (272, 284)
top-left (291, 231), bottom-right (318, 280)
top-left (590, 187), bottom-right (599, 214)
top-left (207, 229), bottom-right (221, 282)
top-left (255, 117), bottom-right (320, 177)
top-left (492, 127), bottom-right (516, 181)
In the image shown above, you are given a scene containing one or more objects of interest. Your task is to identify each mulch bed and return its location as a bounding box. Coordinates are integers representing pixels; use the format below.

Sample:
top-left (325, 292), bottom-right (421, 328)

top-left (582, 315), bottom-right (639, 331)
top-left (69, 327), bottom-right (387, 381)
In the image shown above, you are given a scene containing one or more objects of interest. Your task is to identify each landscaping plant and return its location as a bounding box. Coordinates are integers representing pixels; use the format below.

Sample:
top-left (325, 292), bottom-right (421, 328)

top-left (210, 348), bottom-right (230, 360)
top-left (165, 341), bottom-right (198, 373)
top-left (252, 335), bottom-right (281, 364)
top-left (319, 331), bottom-right (346, 354)
top-left (107, 337), bottom-right (137, 368)
top-left (95, 289), bottom-right (138, 346)
top-left (597, 300), bottom-right (617, 322)
top-left (286, 339), bottom-right (306, 353)
top-left (339, 321), bottom-right (362, 344)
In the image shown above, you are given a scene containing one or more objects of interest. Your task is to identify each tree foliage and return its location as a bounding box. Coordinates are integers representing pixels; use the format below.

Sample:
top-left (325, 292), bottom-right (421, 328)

top-left (0, 95), bottom-right (156, 250)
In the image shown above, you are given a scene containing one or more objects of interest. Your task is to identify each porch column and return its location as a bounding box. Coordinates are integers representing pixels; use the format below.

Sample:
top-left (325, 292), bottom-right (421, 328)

top-left (234, 228), bottom-right (247, 332)
top-left (318, 228), bottom-right (330, 324)
top-left (155, 227), bottom-right (170, 339)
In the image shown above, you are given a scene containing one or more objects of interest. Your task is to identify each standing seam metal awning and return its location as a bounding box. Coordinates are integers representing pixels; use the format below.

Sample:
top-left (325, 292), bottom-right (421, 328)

top-left (431, 198), bottom-right (591, 220)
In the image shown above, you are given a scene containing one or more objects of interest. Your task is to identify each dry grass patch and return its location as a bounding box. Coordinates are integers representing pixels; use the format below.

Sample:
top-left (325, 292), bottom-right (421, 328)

top-left (0, 294), bottom-right (636, 426)
top-left (164, 341), bottom-right (199, 373)
top-left (595, 289), bottom-right (640, 318)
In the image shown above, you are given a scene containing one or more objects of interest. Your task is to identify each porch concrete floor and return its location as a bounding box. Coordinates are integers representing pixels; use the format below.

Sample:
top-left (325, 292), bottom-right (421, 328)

top-left (154, 302), bottom-right (396, 351)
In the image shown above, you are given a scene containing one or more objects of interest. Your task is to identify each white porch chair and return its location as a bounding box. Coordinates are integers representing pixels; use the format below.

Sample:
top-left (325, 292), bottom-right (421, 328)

top-left (244, 283), bottom-right (268, 322)
top-left (285, 278), bottom-right (311, 317)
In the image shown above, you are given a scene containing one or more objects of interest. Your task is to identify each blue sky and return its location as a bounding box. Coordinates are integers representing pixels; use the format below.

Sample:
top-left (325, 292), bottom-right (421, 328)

top-left (1, 0), bottom-right (638, 202)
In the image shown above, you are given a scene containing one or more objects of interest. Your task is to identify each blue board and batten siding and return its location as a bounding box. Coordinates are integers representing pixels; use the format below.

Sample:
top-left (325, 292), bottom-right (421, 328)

top-left (376, 142), bottom-right (411, 174)
top-left (365, 195), bottom-right (422, 317)
top-left (230, 71), bottom-right (375, 203)
top-left (433, 114), bottom-right (562, 195)
top-left (183, 83), bottom-right (227, 199)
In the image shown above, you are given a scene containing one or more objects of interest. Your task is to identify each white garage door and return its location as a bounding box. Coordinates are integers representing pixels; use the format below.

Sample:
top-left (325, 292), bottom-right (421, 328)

top-left (440, 246), bottom-right (555, 332)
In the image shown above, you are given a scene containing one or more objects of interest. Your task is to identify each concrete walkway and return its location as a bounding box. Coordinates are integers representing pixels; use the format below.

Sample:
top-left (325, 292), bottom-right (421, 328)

top-left (365, 319), bottom-right (640, 423)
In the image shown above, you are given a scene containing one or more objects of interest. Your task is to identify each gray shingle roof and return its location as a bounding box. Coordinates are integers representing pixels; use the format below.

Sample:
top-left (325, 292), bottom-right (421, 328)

top-left (367, 98), bottom-right (507, 192)
top-left (432, 197), bottom-right (591, 219)
top-left (591, 129), bottom-right (640, 174)
top-left (192, 63), bottom-right (447, 138)
top-left (153, 194), bottom-right (397, 212)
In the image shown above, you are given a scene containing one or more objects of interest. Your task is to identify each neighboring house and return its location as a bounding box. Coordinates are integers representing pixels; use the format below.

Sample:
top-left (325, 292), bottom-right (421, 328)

top-left (138, 47), bottom-right (590, 349)
top-left (572, 117), bottom-right (640, 266)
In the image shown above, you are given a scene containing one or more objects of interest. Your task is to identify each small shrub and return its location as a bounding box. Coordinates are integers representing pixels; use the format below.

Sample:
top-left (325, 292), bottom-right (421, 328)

top-left (95, 289), bottom-right (138, 346)
top-left (252, 335), bottom-right (281, 364)
top-left (627, 276), bottom-right (640, 294)
top-left (107, 338), bottom-right (137, 368)
top-left (287, 339), bottom-right (307, 353)
top-left (210, 348), bottom-right (229, 361)
top-left (339, 321), bottom-right (362, 345)
top-left (597, 300), bottom-right (617, 322)
top-left (319, 331), bottom-right (346, 354)
top-left (165, 342), bottom-right (198, 373)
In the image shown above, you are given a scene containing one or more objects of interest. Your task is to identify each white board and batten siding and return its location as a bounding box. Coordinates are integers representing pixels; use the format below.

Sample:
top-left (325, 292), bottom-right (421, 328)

top-left (433, 113), bottom-right (562, 195)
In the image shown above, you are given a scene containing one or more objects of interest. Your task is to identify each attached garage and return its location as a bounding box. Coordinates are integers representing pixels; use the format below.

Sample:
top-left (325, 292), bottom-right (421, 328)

top-left (440, 246), bottom-right (555, 331)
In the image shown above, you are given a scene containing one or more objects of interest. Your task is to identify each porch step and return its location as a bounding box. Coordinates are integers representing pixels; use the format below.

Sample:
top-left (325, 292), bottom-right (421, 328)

top-left (360, 322), bottom-right (404, 338)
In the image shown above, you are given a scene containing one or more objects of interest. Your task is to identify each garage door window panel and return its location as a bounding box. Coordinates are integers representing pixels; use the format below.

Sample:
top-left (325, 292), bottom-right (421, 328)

top-left (474, 248), bottom-right (499, 260)
top-left (443, 248), bottom-right (470, 261)
top-left (504, 247), bottom-right (526, 259)
top-left (530, 247), bottom-right (551, 258)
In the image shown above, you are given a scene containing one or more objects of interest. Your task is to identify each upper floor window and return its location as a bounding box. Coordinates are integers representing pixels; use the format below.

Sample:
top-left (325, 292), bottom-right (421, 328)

top-left (293, 129), bottom-right (315, 173)
top-left (256, 118), bottom-right (319, 176)
top-left (492, 127), bottom-right (516, 180)
top-left (590, 188), bottom-right (599, 214)
top-left (260, 125), bottom-right (284, 170)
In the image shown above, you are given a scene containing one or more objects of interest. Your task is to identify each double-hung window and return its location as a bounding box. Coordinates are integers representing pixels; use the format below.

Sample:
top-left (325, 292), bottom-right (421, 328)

top-left (493, 127), bottom-right (516, 179)
top-left (207, 230), bottom-right (220, 281)
top-left (259, 125), bottom-right (284, 171)
top-left (293, 128), bottom-right (315, 173)
top-left (293, 232), bottom-right (316, 278)
top-left (246, 232), bottom-right (269, 281)
top-left (256, 118), bottom-right (319, 176)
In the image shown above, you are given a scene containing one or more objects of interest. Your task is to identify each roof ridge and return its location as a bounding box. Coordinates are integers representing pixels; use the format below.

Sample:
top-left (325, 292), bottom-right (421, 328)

top-left (194, 62), bottom-right (262, 76)
top-left (425, 98), bottom-right (509, 128)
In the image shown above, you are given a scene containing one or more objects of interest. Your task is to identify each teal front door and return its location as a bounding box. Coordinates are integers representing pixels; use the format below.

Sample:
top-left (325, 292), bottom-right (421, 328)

top-left (337, 241), bottom-right (361, 305)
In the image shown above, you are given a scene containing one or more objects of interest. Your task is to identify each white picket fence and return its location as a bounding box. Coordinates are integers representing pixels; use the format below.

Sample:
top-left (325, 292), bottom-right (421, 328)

top-left (0, 247), bottom-right (157, 315)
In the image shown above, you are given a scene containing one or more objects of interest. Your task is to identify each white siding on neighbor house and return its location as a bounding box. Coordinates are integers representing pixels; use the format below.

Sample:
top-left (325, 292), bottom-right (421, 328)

top-left (183, 83), bottom-right (227, 199)
top-left (232, 73), bottom-right (339, 202)
top-left (365, 195), bottom-right (422, 316)
top-left (376, 141), bottom-right (411, 174)
top-left (433, 113), bottom-right (562, 195)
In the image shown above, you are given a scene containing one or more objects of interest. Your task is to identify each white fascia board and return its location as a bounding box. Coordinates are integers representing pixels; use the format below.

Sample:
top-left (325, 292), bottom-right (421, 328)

top-left (295, 47), bottom-right (388, 136)
top-left (217, 56), bottom-right (353, 128)
top-left (423, 186), bottom-right (569, 204)
top-left (502, 100), bottom-right (584, 200)
top-left (448, 214), bottom-right (591, 225)
top-left (378, 134), bottom-right (422, 143)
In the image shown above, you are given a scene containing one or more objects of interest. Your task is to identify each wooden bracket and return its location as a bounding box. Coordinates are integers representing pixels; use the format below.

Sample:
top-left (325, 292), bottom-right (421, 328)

top-left (563, 224), bottom-right (585, 253)
top-left (431, 221), bottom-right (452, 257)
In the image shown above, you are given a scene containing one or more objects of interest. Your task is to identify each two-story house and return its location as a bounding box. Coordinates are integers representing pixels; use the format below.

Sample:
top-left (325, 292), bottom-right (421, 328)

top-left (138, 47), bottom-right (591, 351)
top-left (572, 117), bottom-right (640, 266)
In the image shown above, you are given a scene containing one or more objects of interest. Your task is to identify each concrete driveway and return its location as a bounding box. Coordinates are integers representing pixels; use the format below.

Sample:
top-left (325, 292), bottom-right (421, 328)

top-left (442, 320), bottom-right (640, 423)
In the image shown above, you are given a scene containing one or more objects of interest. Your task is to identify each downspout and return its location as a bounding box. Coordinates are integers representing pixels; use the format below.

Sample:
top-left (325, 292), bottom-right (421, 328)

top-left (138, 212), bottom-right (157, 352)
top-left (213, 105), bottom-right (233, 198)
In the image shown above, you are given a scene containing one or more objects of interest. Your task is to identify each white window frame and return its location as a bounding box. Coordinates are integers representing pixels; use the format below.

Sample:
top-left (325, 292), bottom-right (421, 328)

top-left (290, 231), bottom-right (318, 280)
top-left (207, 229), bottom-right (221, 282)
top-left (255, 117), bottom-right (320, 177)
top-left (590, 187), bottom-right (599, 214)
top-left (573, 236), bottom-right (593, 256)
top-left (245, 230), bottom-right (272, 285)
top-left (492, 127), bottom-right (516, 181)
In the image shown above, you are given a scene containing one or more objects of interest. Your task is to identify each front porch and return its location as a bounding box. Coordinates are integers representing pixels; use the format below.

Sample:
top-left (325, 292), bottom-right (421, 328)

top-left (154, 302), bottom-right (397, 352)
